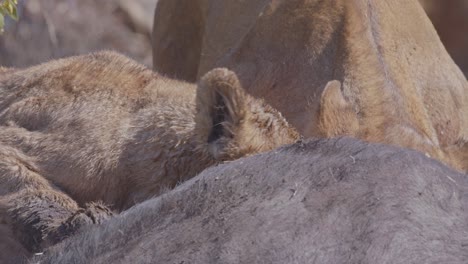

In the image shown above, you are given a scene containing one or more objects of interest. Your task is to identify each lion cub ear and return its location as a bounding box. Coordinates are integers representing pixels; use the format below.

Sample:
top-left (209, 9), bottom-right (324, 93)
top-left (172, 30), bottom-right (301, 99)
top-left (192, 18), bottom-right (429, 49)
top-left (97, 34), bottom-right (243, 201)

top-left (195, 68), bottom-right (248, 160)
top-left (318, 80), bottom-right (359, 137)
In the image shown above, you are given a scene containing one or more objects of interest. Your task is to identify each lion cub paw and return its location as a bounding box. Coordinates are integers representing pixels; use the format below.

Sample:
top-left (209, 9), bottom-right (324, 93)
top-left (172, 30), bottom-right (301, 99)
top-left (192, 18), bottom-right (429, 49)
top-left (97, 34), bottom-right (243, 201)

top-left (49, 202), bottom-right (114, 244)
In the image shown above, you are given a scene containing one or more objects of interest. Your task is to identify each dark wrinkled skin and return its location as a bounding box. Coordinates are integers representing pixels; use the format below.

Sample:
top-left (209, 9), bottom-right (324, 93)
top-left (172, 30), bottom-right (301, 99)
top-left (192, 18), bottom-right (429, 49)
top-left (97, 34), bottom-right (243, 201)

top-left (32, 138), bottom-right (468, 264)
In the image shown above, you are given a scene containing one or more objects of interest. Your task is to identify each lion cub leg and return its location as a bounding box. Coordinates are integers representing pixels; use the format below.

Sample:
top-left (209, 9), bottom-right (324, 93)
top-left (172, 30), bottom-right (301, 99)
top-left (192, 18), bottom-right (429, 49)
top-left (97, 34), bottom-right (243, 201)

top-left (0, 144), bottom-right (113, 252)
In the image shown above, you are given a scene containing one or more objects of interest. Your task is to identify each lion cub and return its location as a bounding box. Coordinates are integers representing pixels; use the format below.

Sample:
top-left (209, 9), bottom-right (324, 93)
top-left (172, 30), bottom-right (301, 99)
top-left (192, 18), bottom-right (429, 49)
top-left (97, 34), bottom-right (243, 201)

top-left (0, 51), bottom-right (299, 252)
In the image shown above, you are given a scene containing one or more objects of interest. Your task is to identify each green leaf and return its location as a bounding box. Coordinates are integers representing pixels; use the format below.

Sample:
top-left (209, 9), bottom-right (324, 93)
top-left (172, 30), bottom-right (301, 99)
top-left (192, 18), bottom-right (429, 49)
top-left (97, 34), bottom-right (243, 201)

top-left (0, 0), bottom-right (18, 32)
top-left (0, 13), bottom-right (4, 34)
top-left (7, 2), bottom-right (14, 15)
top-left (0, 0), bottom-right (17, 18)
top-left (9, 4), bottom-right (17, 20)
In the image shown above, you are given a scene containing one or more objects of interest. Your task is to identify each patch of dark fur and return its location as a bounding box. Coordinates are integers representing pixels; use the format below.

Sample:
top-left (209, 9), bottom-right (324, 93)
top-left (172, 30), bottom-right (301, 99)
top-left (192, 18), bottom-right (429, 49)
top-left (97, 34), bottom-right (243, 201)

top-left (207, 92), bottom-right (227, 143)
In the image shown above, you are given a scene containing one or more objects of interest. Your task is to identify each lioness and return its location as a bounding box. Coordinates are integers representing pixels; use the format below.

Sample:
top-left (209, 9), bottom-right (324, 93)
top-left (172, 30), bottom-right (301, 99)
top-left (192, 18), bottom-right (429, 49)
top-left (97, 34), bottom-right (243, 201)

top-left (152, 0), bottom-right (468, 172)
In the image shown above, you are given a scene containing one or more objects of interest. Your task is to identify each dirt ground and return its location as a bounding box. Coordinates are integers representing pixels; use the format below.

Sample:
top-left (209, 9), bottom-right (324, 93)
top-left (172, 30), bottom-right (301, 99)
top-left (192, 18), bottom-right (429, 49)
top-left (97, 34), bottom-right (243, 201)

top-left (0, 0), bottom-right (156, 68)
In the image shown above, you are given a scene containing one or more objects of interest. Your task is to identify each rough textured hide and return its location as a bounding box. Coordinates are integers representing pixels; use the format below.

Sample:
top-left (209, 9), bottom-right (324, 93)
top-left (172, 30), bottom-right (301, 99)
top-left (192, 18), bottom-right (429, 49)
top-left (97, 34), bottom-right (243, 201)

top-left (33, 138), bottom-right (468, 264)
top-left (152, 0), bottom-right (468, 172)
top-left (0, 51), bottom-right (299, 253)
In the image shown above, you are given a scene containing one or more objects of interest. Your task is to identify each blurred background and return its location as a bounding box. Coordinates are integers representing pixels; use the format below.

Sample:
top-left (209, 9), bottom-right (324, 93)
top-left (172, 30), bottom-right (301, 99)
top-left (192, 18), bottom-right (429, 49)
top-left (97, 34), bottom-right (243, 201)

top-left (0, 0), bottom-right (157, 67)
top-left (0, 0), bottom-right (467, 78)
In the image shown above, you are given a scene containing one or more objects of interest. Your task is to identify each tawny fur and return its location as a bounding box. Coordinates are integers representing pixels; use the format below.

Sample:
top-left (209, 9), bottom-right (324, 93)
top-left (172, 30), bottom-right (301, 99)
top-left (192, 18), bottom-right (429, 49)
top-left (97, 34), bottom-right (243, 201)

top-left (0, 66), bottom-right (15, 75)
top-left (317, 81), bottom-right (359, 137)
top-left (419, 0), bottom-right (468, 76)
top-left (0, 51), bottom-right (299, 253)
top-left (152, 0), bottom-right (468, 172)
top-left (152, 0), bottom-right (206, 82)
